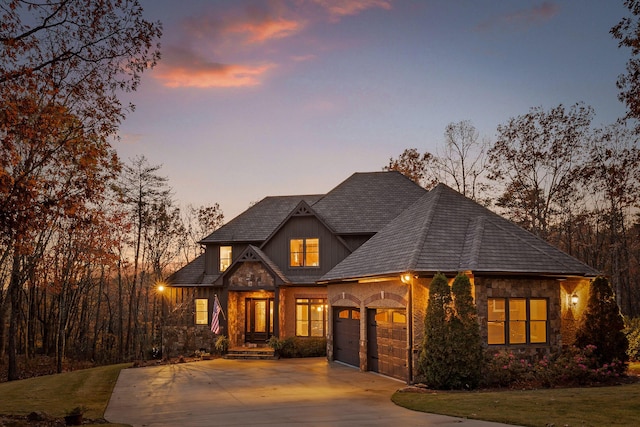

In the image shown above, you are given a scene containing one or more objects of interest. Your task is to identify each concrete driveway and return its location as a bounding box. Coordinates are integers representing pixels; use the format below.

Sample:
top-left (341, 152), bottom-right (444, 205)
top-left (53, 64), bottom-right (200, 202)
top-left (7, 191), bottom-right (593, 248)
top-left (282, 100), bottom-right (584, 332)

top-left (105, 357), bottom-right (516, 426)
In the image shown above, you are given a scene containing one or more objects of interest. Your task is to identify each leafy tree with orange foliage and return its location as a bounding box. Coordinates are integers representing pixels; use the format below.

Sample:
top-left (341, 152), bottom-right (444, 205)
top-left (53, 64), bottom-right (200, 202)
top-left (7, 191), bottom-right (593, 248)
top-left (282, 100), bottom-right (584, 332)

top-left (0, 0), bottom-right (161, 380)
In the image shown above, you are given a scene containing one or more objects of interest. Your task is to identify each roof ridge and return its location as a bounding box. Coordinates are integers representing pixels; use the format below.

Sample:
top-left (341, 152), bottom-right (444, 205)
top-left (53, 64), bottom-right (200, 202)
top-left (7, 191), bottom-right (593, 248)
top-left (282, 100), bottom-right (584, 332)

top-left (407, 184), bottom-right (443, 271)
top-left (460, 216), bottom-right (486, 271)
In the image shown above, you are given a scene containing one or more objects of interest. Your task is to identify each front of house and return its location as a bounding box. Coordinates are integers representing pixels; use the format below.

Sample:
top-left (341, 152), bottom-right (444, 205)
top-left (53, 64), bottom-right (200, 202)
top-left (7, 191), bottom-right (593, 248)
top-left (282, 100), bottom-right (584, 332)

top-left (163, 172), bottom-right (597, 383)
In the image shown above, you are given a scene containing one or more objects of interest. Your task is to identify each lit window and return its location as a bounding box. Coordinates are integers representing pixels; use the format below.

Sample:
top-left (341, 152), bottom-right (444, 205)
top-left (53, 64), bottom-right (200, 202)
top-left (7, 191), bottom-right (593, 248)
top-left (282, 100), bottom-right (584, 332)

top-left (487, 298), bottom-right (548, 345)
top-left (296, 298), bottom-right (327, 337)
top-left (290, 238), bottom-right (319, 267)
top-left (195, 299), bottom-right (208, 325)
top-left (374, 309), bottom-right (406, 324)
top-left (220, 246), bottom-right (232, 272)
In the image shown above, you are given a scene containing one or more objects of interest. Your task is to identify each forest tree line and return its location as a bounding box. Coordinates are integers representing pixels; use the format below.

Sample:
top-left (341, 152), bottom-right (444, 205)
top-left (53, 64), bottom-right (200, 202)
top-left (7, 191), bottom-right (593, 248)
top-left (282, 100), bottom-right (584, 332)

top-left (385, 109), bottom-right (640, 316)
top-left (2, 0), bottom-right (640, 382)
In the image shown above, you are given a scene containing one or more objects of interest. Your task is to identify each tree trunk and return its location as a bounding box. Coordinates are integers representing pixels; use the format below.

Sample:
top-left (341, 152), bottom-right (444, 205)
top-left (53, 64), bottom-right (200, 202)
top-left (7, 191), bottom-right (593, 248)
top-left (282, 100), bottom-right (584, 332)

top-left (7, 249), bottom-right (22, 381)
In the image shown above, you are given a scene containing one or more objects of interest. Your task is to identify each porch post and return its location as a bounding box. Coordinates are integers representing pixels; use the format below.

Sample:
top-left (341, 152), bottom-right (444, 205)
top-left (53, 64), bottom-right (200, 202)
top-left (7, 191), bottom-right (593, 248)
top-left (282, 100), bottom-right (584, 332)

top-left (273, 285), bottom-right (280, 337)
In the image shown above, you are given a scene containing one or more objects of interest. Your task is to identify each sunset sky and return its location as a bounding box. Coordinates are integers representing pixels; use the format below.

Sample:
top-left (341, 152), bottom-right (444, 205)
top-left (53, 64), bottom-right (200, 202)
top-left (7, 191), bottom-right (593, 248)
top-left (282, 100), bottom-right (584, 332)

top-left (116, 0), bottom-right (630, 221)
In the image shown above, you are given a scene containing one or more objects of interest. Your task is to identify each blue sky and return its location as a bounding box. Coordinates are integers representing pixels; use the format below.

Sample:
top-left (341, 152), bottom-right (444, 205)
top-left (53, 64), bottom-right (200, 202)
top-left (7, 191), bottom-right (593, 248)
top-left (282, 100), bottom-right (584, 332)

top-left (116, 0), bottom-right (630, 220)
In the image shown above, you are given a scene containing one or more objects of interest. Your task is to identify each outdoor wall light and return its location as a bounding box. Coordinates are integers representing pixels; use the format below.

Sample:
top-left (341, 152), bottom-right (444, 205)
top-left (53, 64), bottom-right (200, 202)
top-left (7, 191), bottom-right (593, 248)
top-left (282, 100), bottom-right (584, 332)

top-left (157, 284), bottom-right (165, 293)
top-left (400, 274), bottom-right (412, 284)
top-left (570, 293), bottom-right (579, 306)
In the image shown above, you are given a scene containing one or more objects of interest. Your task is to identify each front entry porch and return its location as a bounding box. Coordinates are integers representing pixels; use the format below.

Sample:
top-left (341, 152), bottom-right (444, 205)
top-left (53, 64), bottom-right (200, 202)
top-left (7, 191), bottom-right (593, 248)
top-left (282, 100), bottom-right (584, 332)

top-left (227, 290), bottom-right (276, 348)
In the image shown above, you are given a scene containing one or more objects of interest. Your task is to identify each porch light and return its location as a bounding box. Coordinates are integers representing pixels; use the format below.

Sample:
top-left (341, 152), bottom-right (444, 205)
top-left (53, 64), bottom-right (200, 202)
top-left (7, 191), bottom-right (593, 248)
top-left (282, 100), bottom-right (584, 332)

top-left (401, 274), bottom-right (412, 284)
top-left (570, 293), bottom-right (579, 306)
top-left (157, 284), bottom-right (165, 293)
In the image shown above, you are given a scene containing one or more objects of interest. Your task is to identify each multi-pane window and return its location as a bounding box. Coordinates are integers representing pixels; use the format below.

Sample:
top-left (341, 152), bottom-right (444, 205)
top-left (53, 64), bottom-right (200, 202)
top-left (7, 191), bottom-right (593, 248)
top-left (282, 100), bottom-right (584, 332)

top-left (195, 299), bottom-right (208, 325)
top-left (290, 238), bottom-right (319, 267)
top-left (296, 298), bottom-right (327, 337)
top-left (220, 246), bottom-right (232, 272)
top-left (488, 298), bottom-right (548, 345)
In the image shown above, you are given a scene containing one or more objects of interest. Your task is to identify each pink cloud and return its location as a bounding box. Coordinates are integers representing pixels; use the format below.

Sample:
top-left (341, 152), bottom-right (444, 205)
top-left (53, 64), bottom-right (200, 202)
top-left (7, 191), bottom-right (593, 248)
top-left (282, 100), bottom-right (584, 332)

top-left (476, 1), bottom-right (559, 32)
top-left (226, 17), bottom-right (303, 44)
top-left (182, 5), bottom-right (304, 46)
top-left (312, 0), bottom-right (392, 21)
top-left (153, 46), bottom-right (275, 88)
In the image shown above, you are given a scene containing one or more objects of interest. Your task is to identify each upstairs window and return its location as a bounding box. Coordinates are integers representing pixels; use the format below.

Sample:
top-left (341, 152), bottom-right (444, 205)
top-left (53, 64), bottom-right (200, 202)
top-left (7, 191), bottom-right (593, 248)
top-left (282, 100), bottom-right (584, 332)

top-left (488, 298), bottom-right (548, 345)
top-left (220, 246), bottom-right (232, 272)
top-left (195, 299), bottom-right (208, 325)
top-left (290, 238), bottom-right (319, 267)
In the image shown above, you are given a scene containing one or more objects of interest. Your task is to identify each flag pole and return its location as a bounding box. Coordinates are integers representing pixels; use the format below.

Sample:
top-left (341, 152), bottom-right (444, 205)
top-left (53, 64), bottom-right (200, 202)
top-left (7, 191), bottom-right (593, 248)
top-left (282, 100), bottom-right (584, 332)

top-left (214, 294), bottom-right (227, 320)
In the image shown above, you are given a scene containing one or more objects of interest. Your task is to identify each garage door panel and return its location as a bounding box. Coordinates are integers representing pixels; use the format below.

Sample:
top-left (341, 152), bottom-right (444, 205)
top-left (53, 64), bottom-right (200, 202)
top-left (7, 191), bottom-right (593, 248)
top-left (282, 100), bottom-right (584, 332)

top-left (333, 308), bottom-right (360, 367)
top-left (367, 308), bottom-right (407, 381)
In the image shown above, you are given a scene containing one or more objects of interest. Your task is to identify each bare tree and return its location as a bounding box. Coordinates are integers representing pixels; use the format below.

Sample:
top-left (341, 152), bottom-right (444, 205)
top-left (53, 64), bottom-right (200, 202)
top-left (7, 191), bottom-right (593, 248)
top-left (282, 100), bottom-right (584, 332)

top-left (433, 120), bottom-right (491, 202)
top-left (180, 204), bottom-right (224, 264)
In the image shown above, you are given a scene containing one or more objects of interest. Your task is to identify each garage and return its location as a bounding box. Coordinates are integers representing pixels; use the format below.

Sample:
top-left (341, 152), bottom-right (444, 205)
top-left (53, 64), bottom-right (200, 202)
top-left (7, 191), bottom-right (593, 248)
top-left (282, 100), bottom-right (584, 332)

top-left (367, 308), bottom-right (407, 380)
top-left (333, 307), bottom-right (360, 367)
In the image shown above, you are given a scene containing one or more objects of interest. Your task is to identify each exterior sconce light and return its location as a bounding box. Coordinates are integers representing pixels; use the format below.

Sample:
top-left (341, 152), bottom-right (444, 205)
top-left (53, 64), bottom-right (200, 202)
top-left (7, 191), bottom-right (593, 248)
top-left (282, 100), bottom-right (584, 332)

top-left (401, 274), bottom-right (412, 284)
top-left (570, 293), bottom-right (579, 306)
top-left (157, 284), bottom-right (165, 293)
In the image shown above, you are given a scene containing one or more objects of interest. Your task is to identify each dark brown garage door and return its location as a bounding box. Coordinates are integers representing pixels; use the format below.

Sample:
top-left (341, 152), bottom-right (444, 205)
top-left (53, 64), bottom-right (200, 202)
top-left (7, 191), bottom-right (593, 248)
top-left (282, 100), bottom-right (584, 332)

top-left (333, 307), bottom-right (360, 367)
top-left (367, 308), bottom-right (407, 381)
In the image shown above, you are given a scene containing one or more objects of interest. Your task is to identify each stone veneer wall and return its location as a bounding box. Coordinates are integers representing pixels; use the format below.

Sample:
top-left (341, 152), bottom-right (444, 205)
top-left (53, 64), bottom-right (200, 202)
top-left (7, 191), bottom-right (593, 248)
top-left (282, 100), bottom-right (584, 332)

top-left (559, 277), bottom-right (591, 346)
top-left (228, 262), bottom-right (275, 288)
top-left (161, 326), bottom-right (215, 358)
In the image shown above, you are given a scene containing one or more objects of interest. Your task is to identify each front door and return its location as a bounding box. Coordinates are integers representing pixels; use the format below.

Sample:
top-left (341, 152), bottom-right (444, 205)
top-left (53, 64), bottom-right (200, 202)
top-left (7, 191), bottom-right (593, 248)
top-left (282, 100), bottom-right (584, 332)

top-left (245, 298), bottom-right (273, 343)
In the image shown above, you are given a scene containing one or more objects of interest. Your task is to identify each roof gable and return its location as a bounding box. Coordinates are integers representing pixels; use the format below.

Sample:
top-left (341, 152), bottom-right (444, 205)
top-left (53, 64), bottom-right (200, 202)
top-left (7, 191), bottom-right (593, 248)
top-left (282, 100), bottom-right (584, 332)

top-left (320, 183), bottom-right (598, 282)
top-left (200, 195), bottom-right (323, 243)
top-left (215, 245), bottom-right (290, 286)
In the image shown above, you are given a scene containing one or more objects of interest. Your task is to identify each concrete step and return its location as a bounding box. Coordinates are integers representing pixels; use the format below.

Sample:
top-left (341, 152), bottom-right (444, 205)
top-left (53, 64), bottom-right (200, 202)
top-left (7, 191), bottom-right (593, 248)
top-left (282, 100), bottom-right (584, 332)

top-left (224, 347), bottom-right (276, 360)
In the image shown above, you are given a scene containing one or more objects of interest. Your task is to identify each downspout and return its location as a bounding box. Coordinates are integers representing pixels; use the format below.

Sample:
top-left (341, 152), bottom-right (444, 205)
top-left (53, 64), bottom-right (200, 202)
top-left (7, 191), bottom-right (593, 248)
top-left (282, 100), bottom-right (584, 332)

top-left (408, 276), bottom-right (414, 384)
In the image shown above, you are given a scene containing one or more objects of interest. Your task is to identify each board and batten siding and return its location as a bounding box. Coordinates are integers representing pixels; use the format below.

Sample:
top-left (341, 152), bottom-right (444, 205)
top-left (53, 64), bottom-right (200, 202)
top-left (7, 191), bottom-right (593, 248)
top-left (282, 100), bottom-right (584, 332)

top-left (262, 216), bottom-right (351, 279)
top-left (204, 243), bottom-right (253, 275)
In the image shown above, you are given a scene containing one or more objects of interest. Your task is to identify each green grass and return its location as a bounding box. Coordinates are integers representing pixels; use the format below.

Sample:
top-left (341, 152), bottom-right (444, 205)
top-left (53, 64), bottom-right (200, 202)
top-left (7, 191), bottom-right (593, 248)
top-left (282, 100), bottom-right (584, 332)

top-left (0, 363), bottom-right (131, 426)
top-left (393, 382), bottom-right (640, 427)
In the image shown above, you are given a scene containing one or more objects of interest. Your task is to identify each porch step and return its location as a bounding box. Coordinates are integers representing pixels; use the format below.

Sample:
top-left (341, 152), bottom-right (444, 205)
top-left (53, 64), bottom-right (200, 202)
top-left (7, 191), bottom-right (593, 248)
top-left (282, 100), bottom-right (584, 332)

top-left (224, 347), bottom-right (276, 360)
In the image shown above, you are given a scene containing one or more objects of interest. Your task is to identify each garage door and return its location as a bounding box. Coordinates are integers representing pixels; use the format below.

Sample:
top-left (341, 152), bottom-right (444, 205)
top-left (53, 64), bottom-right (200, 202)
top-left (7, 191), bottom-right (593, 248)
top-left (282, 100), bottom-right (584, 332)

top-left (367, 308), bottom-right (407, 381)
top-left (333, 307), bottom-right (360, 367)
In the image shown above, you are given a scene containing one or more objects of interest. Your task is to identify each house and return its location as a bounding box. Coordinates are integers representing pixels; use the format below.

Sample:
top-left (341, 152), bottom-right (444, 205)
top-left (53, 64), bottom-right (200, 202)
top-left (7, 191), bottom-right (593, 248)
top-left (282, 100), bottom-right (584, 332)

top-left (163, 171), bottom-right (597, 383)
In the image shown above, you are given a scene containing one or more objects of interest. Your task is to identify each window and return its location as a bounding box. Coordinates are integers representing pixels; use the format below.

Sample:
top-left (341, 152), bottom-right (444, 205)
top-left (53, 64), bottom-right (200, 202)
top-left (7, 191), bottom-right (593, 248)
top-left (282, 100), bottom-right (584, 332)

top-left (220, 246), bottom-right (232, 272)
top-left (290, 238), bottom-right (319, 267)
top-left (195, 299), bottom-right (208, 325)
top-left (296, 298), bottom-right (327, 337)
top-left (488, 298), bottom-right (548, 345)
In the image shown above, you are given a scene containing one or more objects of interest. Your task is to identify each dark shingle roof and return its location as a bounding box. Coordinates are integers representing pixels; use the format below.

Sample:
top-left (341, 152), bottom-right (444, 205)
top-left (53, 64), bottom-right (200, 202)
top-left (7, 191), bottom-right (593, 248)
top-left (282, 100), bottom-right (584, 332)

top-left (320, 183), bottom-right (599, 282)
top-left (311, 171), bottom-right (427, 234)
top-left (200, 195), bottom-right (323, 243)
top-left (166, 254), bottom-right (219, 286)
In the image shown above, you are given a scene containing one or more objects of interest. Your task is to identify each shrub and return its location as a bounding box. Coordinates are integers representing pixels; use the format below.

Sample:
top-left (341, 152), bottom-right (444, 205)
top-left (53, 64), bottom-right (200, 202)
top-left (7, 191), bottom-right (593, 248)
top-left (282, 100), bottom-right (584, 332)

top-left (449, 273), bottom-right (484, 389)
top-left (268, 336), bottom-right (326, 358)
top-left (575, 276), bottom-right (628, 370)
top-left (419, 273), bottom-right (454, 389)
top-left (625, 317), bottom-right (640, 361)
top-left (482, 346), bottom-right (626, 389)
top-left (213, 335), bottom-right (230, 354)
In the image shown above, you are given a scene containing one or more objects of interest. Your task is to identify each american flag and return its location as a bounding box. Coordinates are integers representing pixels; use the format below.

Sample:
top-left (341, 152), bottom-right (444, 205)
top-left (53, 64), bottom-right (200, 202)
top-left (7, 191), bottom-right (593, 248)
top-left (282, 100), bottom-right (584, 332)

top-left (210, 296), bottom-right (221, 334)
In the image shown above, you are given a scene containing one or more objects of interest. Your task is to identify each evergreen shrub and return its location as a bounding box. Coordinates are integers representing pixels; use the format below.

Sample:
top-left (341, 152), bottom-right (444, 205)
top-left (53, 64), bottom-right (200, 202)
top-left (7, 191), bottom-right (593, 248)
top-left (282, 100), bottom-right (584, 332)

top-left (575, 276), bottom-right (628, 370)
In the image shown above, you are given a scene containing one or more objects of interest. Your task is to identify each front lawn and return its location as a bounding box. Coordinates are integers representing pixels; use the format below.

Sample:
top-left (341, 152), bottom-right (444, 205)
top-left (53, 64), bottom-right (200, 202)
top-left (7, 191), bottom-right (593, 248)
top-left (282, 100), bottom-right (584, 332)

top-left (0, 363), bottom-right (131, 426)
top-left (393, 381), bottom-right (640, 427)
